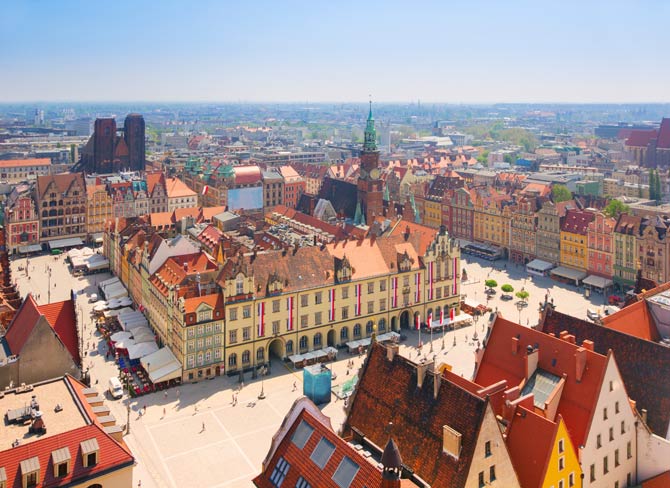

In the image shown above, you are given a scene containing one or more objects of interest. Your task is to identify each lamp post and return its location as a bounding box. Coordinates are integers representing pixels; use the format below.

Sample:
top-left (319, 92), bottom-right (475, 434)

top-left (125, 374), bottom-right (131, 434)
top-left (258, 364), bottom-right (267, 400)
top-left (516, 301), bottom-right (524, 324)
top-left (47, 268), bottom-right (52, 304)
top-left (429, 320), bottom-right (434, 353)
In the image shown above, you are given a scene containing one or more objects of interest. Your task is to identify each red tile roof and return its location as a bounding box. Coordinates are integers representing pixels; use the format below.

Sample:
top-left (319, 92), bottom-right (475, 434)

top-left (0, 158), bottom-right (50, 168)
top-left (625, 129), bottom-right (658, 148)
top-left (539, 307), bottom-right (670, 438)
top-left (475, 315), bottom-right (608, 449)
top-left (146, 172), bottom-right (165, 195)
top-left (344, 342), bottom-right (490, 487)
top-left (657, 118), bottom-right (670, 149)
top-left (234, 165), bottom-right (262, 185)
top-left (643, 471), bottom-right (670, 488)
top-left (601, 300), bottom-right (660, 341)
top-left (4, 295), bottom-right (80, 364)
top-left (505, 406), bottom-right (559, 488)
top-left (560, 208), bottom-right (595, 235)
top-left (254, 398), bottom-right (384, 488)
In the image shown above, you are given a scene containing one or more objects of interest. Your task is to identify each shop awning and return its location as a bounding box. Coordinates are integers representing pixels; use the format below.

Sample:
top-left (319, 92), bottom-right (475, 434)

top-left (428, 312), bottom-right (473, 328)
top-left (91, 232), bottom-right (104, 243)
top-left (130, 327), bottom-right (154, 344)
top-left (127, 341), bottom-right (159, 360)
top-left (48, 237), bottom-right (84, 249)
top-left (18, 244), bottom-right (42, 254)
top-left (141, 347), bottom-right (182, 383)
top-left (583, 275), bottom-right (613, 289)
top-left (526, 259), bottom-right (554, 272)
top-left (550, 266), bottom-right (587, 283)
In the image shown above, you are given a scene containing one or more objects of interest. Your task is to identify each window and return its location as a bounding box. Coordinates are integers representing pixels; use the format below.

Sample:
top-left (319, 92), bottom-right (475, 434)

top-left (257, 348), bottom-right (264, 361)
top-left (236, 275), bottom-right (244, 295)
top-left (269, 456), bottom-right (290, 487)
top-left (368, 282), bottom-right (374, 294)
top-left (597, 434), bottom-right (602, 448)
top-left (310, 438), bottom-right (335, 469)
top-left (621, 420), bottom-right (625, 435)
top-left (243, 306), bottom-right (251, 319)
top-left (332, 456), bottom-right (360, 488)
top-left (615, 401), bottom-right (620, 414)
top-left (367, 301), bottom-right (374, 314)
top-left (295, 477), bottom-right (311, 488)
top-left (365, 322), bottom-right (373, 335)
top-left (380, 280), bottom-right (386, 292)
top-left (228, 353), bottom-right (238, 367)
top-left (299, 336), bottom-right (308, 350)
top-left (559, 456), bottom-right (565, 471)
top-left (272, 320), bottom-right (280, 335)
top-left (610, 380), bottom-right (614, 392)
top-left (301, 315), bottom-right (308, 328)
top-left (484, 441), bottom-right (492, 457)
top-left (340, 327), bottom-right (348, 340)
top-left (315, 312), bottom-right (322, 325)
top-left (604, 407), bottom-right (608, 420)
top-left (379, 298), bottom-right (386, 311)
top-left (243, 327), bottom-right (251, 341)
top-left (301, 295), bottom-right (308, 307)
top-left (315, 292), bottom-right (322, 304)
top-left (25, 471), bottom-right (38, 487)
top-left (609, 427), bottom-right (614, 442)
top-left (615, 449), bottom-right (620, 467)
top-left (489, 465), bottom-right (496, 482)
top-left (558, 481), bottom-right (564, 488)
top-left (341, 287), bottom-right (349, 299)
top-left (286, 340), bottom-right (293, 354)
top-left (341, 306), bottom-right (349, 320)
top-left (198, 309), bottom-right (211, 322)
top-left (603, 455), bottom-right (609, 474)
top-left (353, 324), bottom-right (361, 337)
top-left (242, 350), bottom-right (250, 364)
top-left (590, 464), bottom-right (595, 482)
top-left (314, 333), bottom-right (322, 347)
top-left (229, 308), bottom-right (238, 321)
top-left (558, 438), bottom-right (565, 454)
top-left (627, 441), bottom-right (632, 459)
top-left (272, 300), bottom-right (280, 313)
top-left (229, 329), bottom-right (237, 344)
top-left (478, 471), bottom-right (485, 488)
top-left (569, 472), bottom-right (575, 487)
top-left (57, 462), bottom-right (68, 477)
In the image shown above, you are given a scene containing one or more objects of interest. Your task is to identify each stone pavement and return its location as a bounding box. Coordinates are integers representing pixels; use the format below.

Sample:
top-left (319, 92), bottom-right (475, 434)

top-left (10, 252), bottom-right (605, 488)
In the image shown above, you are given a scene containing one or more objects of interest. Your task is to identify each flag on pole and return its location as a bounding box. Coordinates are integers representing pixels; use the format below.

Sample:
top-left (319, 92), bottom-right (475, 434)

top-left (428, 311), bottom-right (433, 328)
top-left (452, 257), bottom-right (458, 296)
top-left (355, 283), bottom-right (362, 316)
top-left (440, 307), bottom-right (444, 326)
top-left (257, 302), bottom-right (265, 337)
top-left (450, 307), bottom-right (455, 321)
top-left (329, 288), bottom-right (336, 321)
top-left (286, 296), bottom-right (294, 331)
top-left (392, 277), bottom-right (398, 308)
top-left (415, 313), bottom-right (421, 330)
top-left (201, 185), bottom-right (209, 196)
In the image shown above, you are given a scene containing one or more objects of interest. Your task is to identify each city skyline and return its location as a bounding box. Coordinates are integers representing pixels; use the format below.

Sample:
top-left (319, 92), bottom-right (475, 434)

top-left (2, 0), bottom-right (670, 103)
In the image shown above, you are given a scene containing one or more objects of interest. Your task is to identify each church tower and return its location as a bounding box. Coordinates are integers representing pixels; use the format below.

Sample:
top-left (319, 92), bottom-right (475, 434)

top-left (356, 102), bottom-right (384, 226)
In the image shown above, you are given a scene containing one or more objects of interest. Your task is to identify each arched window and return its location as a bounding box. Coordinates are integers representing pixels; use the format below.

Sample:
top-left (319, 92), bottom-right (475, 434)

top-left (365, 321), bottom-right (373, 335)
top-left (256, 347), bottom-right (264, 361)
top-left (340, 327), bottom-right (349, 340)
top-left (242, 350), bottom-right (250, 364)
top-left (299, 336), bottom-right (308, 350)
top-left (435, 305), bottom-right (441, 319)
top-left (353, 324), bottom-right (361, 338)
top-left (228, 353), bottom-right (237, 367)
top-left (286, 340), bottom-right (293, 354)
top-left (313, 333), bottom-right (322, 347)
top-left (378, 318), bottom-right (386, 332)
top-left (41, 210), bottom-right (47, 218)
top-left (58, 200), bottom-right (63, 206)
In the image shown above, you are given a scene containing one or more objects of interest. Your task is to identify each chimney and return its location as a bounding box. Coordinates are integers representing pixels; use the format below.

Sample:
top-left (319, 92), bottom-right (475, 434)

top-left (381, 436), bottom-right (403, 488)
top-left (442, 424), bottom-right (462, 459)
top-left (386, 343), bottom-right (399, 363)
top-left (433, 371), bottom-right (442, 400)
top-left (575, 347), bottom-right (587, 382)
top-left (525, 345), bottom-right (538, 380)
top-left (511, 336), bottom-right (520, 355)
top-left (560, 330), bottom-right (570, 341)
top-left (565, 334), bottom-right (576, 344)
top-left (416, 359), bottom-right (434, 389)
top-left (582, 339), bottom-right (594, 351)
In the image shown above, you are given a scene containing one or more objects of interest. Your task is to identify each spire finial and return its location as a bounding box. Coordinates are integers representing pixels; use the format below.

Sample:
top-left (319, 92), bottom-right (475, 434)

top-left (368, 96), bottom-right (373, 120)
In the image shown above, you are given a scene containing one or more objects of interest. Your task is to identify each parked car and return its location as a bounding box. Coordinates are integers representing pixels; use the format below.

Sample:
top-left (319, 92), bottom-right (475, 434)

top-left (501, 294), bottom-right (513, 301)
top-left (89, 293), bottom-right (98, 303)
top-left (587, 308), bottom-right (600, 321)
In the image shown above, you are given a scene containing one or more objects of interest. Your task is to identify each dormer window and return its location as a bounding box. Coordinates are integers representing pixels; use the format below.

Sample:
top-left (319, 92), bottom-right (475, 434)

top-left (80, 438), bottom-right (100, 467)
top-left (236, 274), bottom-right (245, 295)
top-left (0, 467), bottom-right (6, 488)
top-left (20, 457), bottom-right (40, 488)
top-left (198, 309), bottom-right (212, 322)
top-left (52, 447), bottom-right (71, 478)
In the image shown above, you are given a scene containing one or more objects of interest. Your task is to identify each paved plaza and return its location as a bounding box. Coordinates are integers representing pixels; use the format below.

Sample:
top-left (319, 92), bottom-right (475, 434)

top-left (10, 251), bottom-right (606, 488)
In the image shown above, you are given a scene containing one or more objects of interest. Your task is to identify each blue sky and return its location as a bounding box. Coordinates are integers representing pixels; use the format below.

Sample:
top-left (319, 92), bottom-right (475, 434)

top-left (1, 0), bottom-right (669, 102)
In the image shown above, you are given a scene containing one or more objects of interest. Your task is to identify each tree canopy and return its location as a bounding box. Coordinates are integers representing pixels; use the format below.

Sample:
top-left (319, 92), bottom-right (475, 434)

top-left (516, 290), bottom-right (530, 302)
top-left (603, 199), bottom-right (630, 218)
top-left (501, 284), bottom-right (514, 293)
top-left (552, 185), bottom-right (572, 203)
top-left (485, 279), bottom-right (498, 289)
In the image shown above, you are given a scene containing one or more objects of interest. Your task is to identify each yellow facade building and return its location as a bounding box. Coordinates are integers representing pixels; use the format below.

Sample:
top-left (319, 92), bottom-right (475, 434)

top-left (86, 183), bottom-right (114, 242)
top-left (473, 192), bottom-right (512, 253)
top-left (560, 209), bottom-right (595, 272)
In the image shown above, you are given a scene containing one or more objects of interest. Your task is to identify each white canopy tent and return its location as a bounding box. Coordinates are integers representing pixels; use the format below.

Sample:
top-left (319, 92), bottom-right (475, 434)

top-left (127, 341), bottom-right (159, 360)
top-left (103, 307), bottom-right (133, 319)
top-left (114, 339), bottom-right (136, 350)
top-left (110, 331), bottom-right (133, 342)
top-left (121, 318), bottom-right (148, 332)
top-left (104, 283), bottom-right (128, 300)
top-left (131, 327), bottom-right (154, 344)
top-left (141, 347), bottom-right (182, 384)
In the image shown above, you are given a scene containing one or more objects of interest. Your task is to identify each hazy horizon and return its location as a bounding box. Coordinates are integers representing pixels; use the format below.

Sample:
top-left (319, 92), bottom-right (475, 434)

top-left (2, 0), bottom-right (669, 103)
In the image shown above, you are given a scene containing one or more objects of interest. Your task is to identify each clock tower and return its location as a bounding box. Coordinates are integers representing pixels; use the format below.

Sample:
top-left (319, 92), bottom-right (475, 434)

top-left (356, 102), bottom-right (384, 225)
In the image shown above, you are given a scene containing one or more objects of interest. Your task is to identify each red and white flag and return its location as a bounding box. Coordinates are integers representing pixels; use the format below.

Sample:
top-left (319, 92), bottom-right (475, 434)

top-left (428, 261), bottom-right (434, 300)
top-left (355, 283), bottom-right (362, 316)
top-left (415, 313), bottom-right (421, 330)
top-left (286, 296), bottom-right (294, 331)
top-left (257, 301), bottom-right (265, 337)
top-left (415, 272), bottom-right (421, 303)
top-left (450, 307), bottom-right (455, 321)
top-left (201, 185), bottom-right (209, 196)
top-left (428, 311), bottom-right (433, 328)
top-left (440, 307), bottom-right (444, 326)
top-left (452, 257), bottom-right (458, 296)
top-left (329, 288), bottom-right (336, 321)
top-left (392, 277), bottom-right (398, 308)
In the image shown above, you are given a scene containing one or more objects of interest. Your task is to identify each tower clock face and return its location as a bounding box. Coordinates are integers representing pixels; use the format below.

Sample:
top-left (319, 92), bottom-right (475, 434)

top-left (370, 168), bottom-right (380, 180)
top-left (359, 168), bottom-right (368, 179)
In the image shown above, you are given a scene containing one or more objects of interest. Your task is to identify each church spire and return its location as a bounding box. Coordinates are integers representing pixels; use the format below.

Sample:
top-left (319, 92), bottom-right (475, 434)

top-left (364, 100), bottom-right (377, 152)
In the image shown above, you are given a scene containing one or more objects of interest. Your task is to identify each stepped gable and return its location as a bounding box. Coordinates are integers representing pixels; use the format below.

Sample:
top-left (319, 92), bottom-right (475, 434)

top-left (344, 342), bottom-right (487, 487)
top-left (539, 307), bottom-right (670, 438)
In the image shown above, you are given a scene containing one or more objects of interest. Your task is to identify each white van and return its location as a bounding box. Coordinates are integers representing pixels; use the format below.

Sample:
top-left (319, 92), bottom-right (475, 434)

top-left (89, 293), bottom-right (98, 303)
top-left (108, 377), bottom-right (124, 399)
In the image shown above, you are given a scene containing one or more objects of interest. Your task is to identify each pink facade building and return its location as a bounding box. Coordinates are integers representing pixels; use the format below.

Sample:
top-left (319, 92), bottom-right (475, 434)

top-left (587, 212), bottom-right (616, 278)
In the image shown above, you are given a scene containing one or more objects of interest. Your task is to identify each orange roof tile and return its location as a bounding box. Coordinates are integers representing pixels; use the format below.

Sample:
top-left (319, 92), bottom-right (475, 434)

top-left (166, 177), bottom-right (196, 198)
top-left (643, 471), bottom-right (670, 488)
top-left (0, 158), bottom-right (51, 168)
top-left (183, 293), bottom-right (223, 314)
top-left (601, 300), bottom-right (660, 341)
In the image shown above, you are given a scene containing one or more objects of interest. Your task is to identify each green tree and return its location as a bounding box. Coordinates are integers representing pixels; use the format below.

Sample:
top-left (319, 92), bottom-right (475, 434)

top-left (603, 199), bottom-right (630, 218)
top-left (552, 185), bottom-right (572, 203)
top-left (501, 284), bottom-right (514, 293)
top-left (516, 290), bottom-right (530, 302)
top-left (654, 170), bottom-right (662, 202)
top-left (649, 169), bottom-right (657, 201)
top-left (485, 279), bottom-right (498, 290)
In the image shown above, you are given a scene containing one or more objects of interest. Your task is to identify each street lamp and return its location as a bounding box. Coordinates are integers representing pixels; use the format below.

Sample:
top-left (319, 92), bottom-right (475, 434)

top-left (258, 364), bottom-right (267, 400)
top-left (516, 301), bottom-right (524, 324)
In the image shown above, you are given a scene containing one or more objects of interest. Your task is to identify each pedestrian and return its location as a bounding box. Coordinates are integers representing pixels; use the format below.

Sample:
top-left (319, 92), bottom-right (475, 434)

top-left (138, 481), bottom-right (142, 488)
top-left (164, 390), bottom-right (168, 399)
top-left (176, 389), bottom-right (180, 399)
top-left (162, 407), bottom-right (166, 417)
top-left (292, 381), bottom-right (296, 392)
top-left (232, 393), bottom-right (235, 405)
top-left (202, 421), bottom-right (205, 432)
